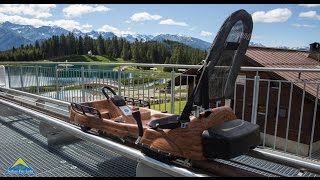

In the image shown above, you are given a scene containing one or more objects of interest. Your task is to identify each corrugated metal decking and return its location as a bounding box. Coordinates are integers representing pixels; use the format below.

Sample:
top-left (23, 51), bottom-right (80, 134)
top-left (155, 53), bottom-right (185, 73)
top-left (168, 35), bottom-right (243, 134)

top-left (0, 104), bottom-right (137, 177)
top-left (1, 100), bottom-right (320, 177)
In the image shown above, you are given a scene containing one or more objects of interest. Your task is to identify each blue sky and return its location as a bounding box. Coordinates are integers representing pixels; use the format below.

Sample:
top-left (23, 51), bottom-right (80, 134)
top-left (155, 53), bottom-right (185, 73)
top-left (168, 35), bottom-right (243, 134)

top-left (0, 4), bottom-right (319, 48)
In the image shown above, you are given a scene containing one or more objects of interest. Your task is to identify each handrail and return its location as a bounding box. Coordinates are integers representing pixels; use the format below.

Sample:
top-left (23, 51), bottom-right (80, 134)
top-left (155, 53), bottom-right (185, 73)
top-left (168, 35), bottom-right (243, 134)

top-left (1, 62), bottom-right (320, 73)
top-left (0, 87), bottom-right (70, 107)
top-left (241, 66), bottom-right (320, 73)
top-left (0, 62), bottom-right (202, 69)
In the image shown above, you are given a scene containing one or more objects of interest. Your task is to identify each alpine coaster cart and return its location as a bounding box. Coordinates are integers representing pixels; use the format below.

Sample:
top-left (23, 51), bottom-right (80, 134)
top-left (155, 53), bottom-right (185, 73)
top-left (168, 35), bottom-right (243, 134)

top-left (70, 9), bottom-right (261, 163)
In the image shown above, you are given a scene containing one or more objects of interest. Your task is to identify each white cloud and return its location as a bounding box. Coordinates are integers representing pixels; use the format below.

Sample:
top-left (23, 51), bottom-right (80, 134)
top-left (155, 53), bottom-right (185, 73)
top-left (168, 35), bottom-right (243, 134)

top-left (292, 23), bottom-right (316, 28)
top-left (50, 19), bottom-right (81, 30)
top-left (299, 11), bottom-right (320, 20)
top-left (252, 8), bottom-right (292, 23)
top-left (81, 24), bottom-right (93, 29)
top-left (0, 13), bottom-right (93, 32)
top-left (0, 13), bottom-right (48, 27)
top-left (0, 4), bottom-right (56, 18)
top-left (159, 19), bottom-right (188, 26)
top-left (80, 25), bottom-right (93, 33)
top-left (63, 4), bottom-right (110, 18)
top-left (299, 4), bottom-right (320, 8)
top-left (153, 32), bottom-right (164, 36)
top-left (130, 12), bottom-right (162, 22)
top-left (125, 20), bottom-right (131, 24)
top-left (189, 27), bottom-right (196, 31)
top-left (200, 30), bottom-right (212, 37)
top-left (97, 24), bottom-right (135, 36)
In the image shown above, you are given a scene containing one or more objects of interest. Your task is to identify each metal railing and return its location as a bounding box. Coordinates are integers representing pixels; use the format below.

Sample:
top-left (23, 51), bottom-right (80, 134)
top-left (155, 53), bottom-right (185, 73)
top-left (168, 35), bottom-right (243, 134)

top-left (1, 62), bottom-right (320, 161)
top-left (2, 63), bottom-right (198, 115)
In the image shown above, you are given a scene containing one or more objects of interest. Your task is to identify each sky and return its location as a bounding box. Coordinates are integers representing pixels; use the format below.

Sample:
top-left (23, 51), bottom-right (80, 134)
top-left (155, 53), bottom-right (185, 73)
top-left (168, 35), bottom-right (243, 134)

top-left (0, 4), bottom-right (319, 48)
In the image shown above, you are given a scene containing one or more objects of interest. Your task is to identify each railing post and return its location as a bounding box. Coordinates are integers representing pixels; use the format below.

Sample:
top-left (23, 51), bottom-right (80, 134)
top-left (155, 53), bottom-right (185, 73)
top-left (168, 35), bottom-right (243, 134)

top-left (55, 65), bottom-right (59, 100)
top-left (19, 65), bottom-right (24, 91)
top-left (81, 66), bottom-right (85, 102)
top-left (170, 68), bottom-right (175, 114)
top-left (118, 66), bottom-right (122, 96)
top-left (251, 72), bottom-right (260, 124)
top-left (35, 65), bottom-right (40, 95)
top-left (7, 66), bottom-right (11, 88)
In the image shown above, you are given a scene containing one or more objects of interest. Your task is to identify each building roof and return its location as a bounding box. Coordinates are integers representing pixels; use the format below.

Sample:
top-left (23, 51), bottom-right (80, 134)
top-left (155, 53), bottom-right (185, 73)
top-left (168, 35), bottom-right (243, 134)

top-left (173, 46), bottom-right (320, 99)
top-left (245, 46), bottom-right (320, 99)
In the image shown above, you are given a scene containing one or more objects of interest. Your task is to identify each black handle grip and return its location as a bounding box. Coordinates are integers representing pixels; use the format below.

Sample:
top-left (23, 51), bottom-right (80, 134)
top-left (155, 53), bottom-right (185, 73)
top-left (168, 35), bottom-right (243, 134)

top-left (102, 86), bottom-right (117, 99)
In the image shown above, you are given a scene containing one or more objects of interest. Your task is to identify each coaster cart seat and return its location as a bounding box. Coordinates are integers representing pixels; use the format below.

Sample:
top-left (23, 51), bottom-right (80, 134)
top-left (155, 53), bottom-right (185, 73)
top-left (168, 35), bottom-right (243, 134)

top-left (70, 9), bottom-right (261, 162)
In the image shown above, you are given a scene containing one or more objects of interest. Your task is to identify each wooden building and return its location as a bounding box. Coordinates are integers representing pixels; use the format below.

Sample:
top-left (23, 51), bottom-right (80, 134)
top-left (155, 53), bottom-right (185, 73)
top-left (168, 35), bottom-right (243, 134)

top-left (172, 42), bottom-right (320, 155)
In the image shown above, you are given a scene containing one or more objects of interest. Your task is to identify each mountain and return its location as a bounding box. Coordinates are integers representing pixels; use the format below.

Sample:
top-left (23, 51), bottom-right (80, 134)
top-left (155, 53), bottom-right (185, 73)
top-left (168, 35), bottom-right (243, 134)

top-left (84, 30), bottom-right (116, 39)
top-left (153, 34), bottom-right (211, 51)
top-left (0, 21), bottom-right (267, 52)
top-left (120, 34), bottom-right (154, 43)
top-left (0, 22), bottom-right (69, 51)
top-left (0, 26), bottom-right (32, 50)
top-left (275, 45), bottom-right (309, 51)
top-left (0, 22), bottom-right (69, 42)
top-left (249, 42), bottom-right (265, 47)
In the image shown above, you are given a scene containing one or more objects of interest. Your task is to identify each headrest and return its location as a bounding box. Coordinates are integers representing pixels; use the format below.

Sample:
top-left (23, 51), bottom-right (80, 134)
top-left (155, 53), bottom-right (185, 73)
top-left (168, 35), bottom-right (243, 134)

top-left (195, 9), bottom-right (253, 104)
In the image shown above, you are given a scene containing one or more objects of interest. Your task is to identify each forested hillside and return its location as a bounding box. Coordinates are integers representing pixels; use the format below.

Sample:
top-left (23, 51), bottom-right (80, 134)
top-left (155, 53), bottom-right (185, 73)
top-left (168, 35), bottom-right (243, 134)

top-left (0, 33), bottom-right (206, 66)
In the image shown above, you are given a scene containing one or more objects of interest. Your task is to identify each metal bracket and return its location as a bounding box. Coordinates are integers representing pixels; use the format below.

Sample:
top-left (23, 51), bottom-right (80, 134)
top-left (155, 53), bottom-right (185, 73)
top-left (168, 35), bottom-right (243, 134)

top-left (39, 121), bottom-right (81, 146)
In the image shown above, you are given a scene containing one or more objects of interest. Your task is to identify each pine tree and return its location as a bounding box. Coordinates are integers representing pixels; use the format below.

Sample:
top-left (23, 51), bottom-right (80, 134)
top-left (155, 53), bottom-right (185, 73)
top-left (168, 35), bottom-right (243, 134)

top-left (97, 34), bottom-right (105, 55)
top-left (78, 36), bottom-right (84, 55)
top-left (121, 41), bottom-right (130, 61)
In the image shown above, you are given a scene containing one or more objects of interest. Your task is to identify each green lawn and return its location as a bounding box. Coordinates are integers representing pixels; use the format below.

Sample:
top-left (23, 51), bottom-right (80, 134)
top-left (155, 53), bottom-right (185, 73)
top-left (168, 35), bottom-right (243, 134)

top-left (14, 84), bottom-right (82, 94)
top-left (150, 100), bottom-right (186, 115)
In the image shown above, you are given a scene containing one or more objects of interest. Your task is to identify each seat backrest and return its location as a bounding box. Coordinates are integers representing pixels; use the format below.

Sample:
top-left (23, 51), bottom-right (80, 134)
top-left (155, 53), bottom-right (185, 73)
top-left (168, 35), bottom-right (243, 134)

top-left (194, 9), bottom-right (253, 106)
top-left (0, 65), bottom-right (6, 87)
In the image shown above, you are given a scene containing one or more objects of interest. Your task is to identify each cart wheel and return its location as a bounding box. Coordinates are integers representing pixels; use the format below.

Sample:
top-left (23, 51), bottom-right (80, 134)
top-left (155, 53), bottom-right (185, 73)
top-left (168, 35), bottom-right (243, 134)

top-left (80, 125), bottom-right (91, 132)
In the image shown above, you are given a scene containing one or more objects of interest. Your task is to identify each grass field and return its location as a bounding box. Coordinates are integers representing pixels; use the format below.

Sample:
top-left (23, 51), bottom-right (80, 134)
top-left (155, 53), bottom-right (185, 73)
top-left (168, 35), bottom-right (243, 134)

top-left (150, 100), bottom-right (186, 115)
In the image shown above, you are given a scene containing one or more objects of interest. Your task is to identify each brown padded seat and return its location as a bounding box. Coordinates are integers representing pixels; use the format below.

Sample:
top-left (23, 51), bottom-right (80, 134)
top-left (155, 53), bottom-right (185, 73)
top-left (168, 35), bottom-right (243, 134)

top-left (140, 106), bottom-right (237, 160)
top-left (70, 99), bottom-right (154, 138)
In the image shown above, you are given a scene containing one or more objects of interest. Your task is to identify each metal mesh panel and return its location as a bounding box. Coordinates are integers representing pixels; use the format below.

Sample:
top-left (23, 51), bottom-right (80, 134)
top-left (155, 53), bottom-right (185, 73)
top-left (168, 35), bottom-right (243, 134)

top-left (231, 155), bottom-right (320, 177)
top-left (0, 104), bottom-right (137, 177)
top-left (1, 103), bottom-right (320, 177)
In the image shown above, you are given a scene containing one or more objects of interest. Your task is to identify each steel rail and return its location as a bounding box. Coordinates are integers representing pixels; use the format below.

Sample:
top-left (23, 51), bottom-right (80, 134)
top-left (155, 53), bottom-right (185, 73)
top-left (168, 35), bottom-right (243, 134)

top-left (249, 148), bottom-right (320, 174)
top-left (0, 87), bottom-right (70, 107)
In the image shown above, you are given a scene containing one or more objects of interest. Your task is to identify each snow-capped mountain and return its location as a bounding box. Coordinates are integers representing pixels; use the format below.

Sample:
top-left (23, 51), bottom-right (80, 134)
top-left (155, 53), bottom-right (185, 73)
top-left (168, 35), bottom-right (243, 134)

top-left (249, 42), bottom-right (265, 47)
top-left (0, 22), bottom-right (69, 42)
top-left (0, 26), bottom-right (32, 50)
top-left (84, 30), bottom-right (116, 39)
top-left (153, 34), bottom-right (211, 51)
top-left (119, 34), bottom-right (154, 43)
top-left (275, 45), bottom-right (309, 51)
top-left (0, 21), bottom-right (267, 52)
